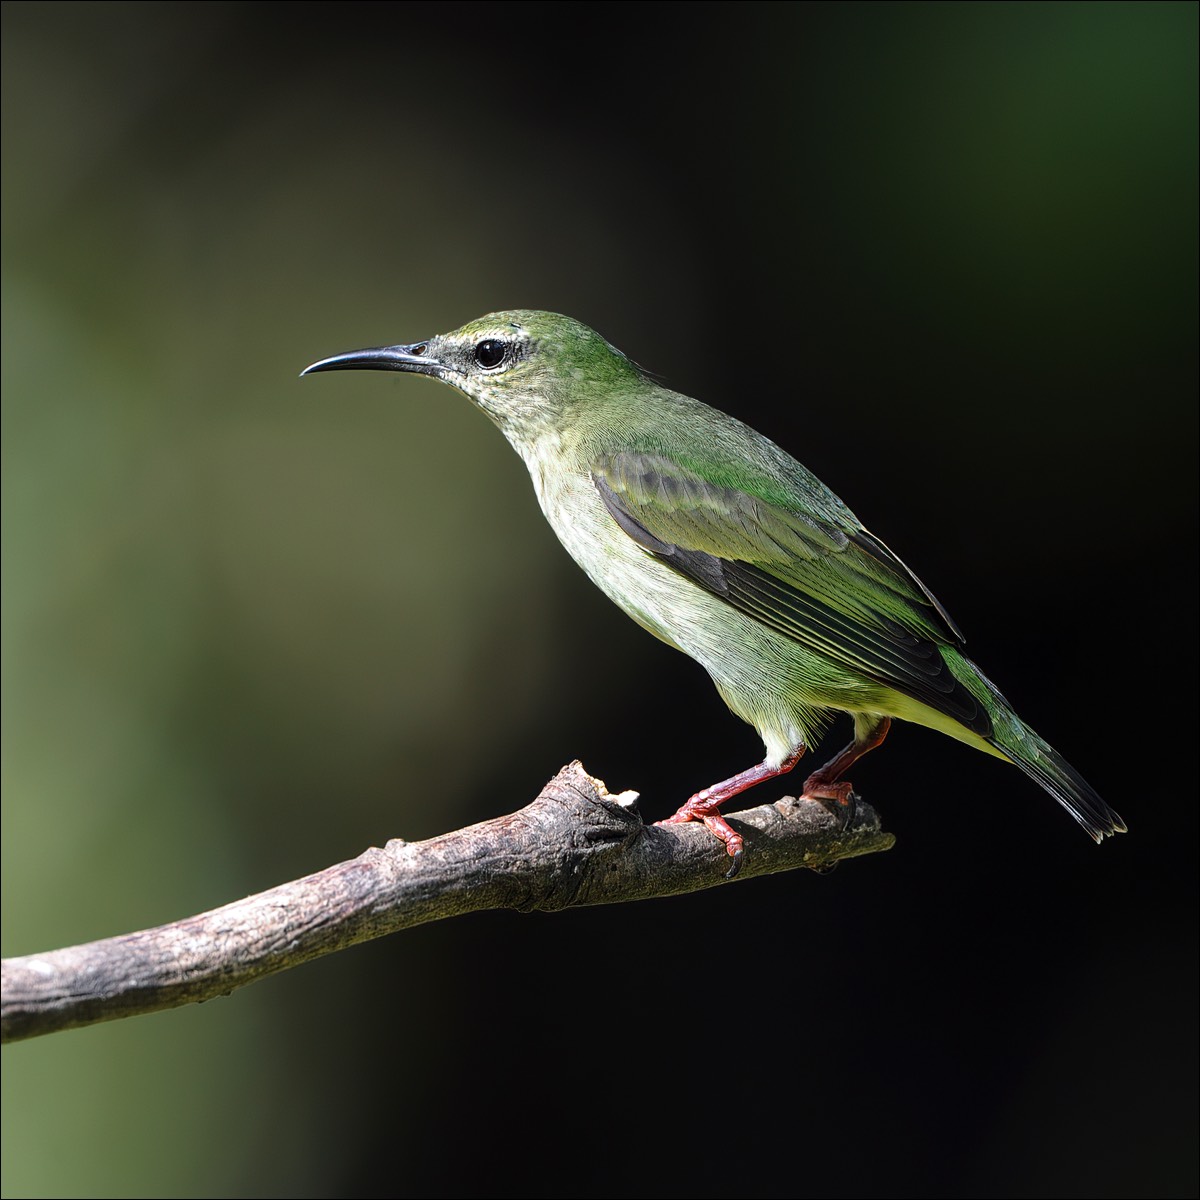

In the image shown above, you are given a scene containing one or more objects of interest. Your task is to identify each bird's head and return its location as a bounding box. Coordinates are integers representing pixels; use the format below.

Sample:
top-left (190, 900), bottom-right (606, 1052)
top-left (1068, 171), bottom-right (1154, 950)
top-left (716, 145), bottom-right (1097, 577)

top-left (302, 310), bottom-right (646, 452)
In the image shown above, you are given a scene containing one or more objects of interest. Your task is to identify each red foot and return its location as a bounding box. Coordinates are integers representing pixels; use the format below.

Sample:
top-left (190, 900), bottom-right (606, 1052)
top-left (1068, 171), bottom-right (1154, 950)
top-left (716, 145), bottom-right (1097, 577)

top-left (655, 749), bottom-right (805, 878)
top-left (800, 717), bottom-right (891, 829)
top-left (659, 800), bottom-right (747, 870)
top-left (803, 779), bottom-right (857, 806)
top-left (801, 778), bottom-right (858, 830)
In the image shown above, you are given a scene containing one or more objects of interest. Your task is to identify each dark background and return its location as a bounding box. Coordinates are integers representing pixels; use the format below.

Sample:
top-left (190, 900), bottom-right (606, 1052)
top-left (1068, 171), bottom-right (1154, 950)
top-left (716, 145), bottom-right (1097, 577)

top-left (2, 3), bottom-right (1196, 1196)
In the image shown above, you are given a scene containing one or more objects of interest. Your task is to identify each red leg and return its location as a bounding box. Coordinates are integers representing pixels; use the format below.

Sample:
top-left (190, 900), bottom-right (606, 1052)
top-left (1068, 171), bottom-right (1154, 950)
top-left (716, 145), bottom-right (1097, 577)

top-left (655, 747), bottom-right (805, 878)
top-left (801, 716), bottom-right (891, 823)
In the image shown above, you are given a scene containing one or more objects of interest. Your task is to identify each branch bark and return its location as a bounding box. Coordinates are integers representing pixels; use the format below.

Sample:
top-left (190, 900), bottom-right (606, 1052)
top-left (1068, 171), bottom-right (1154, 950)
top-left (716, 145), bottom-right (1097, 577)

top-left (1, 761), bottom-right (893, 1043)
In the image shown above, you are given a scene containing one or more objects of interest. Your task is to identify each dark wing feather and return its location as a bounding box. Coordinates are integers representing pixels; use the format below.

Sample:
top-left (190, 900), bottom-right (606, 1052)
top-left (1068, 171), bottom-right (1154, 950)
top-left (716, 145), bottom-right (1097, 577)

top-left (593, 453), bottom-right (990, 736)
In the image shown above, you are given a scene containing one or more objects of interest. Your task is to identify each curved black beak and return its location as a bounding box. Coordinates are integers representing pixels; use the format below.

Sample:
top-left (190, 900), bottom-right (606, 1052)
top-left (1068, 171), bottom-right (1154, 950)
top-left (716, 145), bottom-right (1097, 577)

top-left (300, 341), bottom-right (441, 377)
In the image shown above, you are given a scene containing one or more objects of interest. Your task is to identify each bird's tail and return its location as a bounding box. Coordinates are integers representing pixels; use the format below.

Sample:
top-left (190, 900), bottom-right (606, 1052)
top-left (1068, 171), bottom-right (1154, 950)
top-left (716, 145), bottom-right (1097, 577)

top-left (942, 647), bottom-right (1127, 842)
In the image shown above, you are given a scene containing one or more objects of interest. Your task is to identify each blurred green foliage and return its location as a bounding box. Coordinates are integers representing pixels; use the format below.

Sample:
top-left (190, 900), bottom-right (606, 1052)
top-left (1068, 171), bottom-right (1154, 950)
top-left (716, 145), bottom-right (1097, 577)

top-left (3, 3), bottom-right (1196, 1198)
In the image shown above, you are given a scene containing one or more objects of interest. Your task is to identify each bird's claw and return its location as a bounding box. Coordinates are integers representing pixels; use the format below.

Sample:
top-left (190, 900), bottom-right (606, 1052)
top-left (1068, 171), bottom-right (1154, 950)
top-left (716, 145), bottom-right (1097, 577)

top-left (724, 844), bottom-right (744, 880)
top-left (656, 800), bottom-right (746, 878)
top-left (801, 780), bottom-right (859, 831)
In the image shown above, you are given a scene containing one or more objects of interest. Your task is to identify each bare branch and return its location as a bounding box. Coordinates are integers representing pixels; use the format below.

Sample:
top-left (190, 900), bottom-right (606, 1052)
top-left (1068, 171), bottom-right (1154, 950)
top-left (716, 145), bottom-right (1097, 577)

top-left (1, 761), bottom-right (893, 1043)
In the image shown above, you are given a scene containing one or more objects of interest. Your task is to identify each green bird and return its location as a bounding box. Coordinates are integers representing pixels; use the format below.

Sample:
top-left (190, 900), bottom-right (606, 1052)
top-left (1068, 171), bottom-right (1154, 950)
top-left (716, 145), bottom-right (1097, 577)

top-left (303, 310), bottom-right (1125, 874)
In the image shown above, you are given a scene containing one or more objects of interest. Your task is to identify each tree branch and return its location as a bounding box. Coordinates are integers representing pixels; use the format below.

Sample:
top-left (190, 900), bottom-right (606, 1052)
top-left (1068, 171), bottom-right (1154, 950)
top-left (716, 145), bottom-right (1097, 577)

top-left (1, 761), bottom-right (893, 1043)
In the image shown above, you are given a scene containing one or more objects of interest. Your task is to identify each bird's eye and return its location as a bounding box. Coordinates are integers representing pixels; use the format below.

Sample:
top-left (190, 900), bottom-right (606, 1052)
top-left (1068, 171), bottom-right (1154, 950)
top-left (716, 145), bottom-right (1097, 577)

top-left (474, 339), bottom-right (507, 369)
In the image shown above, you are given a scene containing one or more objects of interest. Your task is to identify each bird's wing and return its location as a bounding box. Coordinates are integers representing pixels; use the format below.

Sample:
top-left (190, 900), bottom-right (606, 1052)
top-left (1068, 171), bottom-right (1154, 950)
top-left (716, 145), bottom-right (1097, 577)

top-left (593, 451), bottom-right (990, 734)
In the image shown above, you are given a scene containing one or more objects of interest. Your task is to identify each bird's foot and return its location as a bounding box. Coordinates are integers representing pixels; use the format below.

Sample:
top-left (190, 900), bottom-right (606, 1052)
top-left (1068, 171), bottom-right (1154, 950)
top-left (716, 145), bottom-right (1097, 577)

top-left (655, 795), bottom-right (745, 879)
top-left (654, 751), bottom-right (805, 879)
top-left (797, 720), bottom-right (887, 831)
top-left (800, 777), bottom-right (859, 831)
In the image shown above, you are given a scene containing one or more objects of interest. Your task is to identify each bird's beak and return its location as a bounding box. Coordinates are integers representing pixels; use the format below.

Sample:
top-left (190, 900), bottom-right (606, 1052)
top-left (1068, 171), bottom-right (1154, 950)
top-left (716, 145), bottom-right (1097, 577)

top-left (300, 341), bottom-right (442, 378)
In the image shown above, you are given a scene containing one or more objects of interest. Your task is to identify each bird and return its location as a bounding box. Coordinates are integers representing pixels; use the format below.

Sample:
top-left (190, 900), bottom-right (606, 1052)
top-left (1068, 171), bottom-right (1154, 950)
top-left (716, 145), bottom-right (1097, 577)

top-left (302, 310), bottom-right (1125, 875)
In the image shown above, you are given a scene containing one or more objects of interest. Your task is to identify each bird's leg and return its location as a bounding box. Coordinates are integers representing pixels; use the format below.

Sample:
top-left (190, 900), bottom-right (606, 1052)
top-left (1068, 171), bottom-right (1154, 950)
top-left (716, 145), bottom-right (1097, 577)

top-left (655, 748), bottom-right (805, 878)
top-left (801, 716), bottom-right (892, 827)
